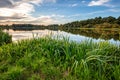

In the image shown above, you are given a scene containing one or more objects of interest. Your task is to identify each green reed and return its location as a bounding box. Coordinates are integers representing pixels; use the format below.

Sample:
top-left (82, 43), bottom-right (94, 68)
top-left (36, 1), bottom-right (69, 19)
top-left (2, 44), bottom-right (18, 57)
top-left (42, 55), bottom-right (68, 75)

top-left (0, 36), bottom-right (120, 80)
top-left (0, 30), bottom-right (12, 46)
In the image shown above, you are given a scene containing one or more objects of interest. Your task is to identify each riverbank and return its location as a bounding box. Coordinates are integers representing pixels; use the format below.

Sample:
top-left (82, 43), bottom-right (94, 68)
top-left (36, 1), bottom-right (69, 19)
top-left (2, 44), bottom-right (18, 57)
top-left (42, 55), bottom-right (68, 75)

top-left (0, 36), bottom-right (120, 80)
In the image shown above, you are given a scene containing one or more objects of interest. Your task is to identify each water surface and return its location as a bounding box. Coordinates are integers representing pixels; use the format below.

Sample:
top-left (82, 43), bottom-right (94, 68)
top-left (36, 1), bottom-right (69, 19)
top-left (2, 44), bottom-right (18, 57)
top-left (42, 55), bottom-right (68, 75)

top-left (4, 29), bottom-right (120, 45)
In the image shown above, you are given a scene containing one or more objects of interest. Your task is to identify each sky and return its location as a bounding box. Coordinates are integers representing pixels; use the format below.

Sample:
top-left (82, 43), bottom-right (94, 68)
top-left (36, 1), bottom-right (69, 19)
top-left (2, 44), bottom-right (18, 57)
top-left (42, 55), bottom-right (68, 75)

top-left (0, 0), bottom-right (120, 25)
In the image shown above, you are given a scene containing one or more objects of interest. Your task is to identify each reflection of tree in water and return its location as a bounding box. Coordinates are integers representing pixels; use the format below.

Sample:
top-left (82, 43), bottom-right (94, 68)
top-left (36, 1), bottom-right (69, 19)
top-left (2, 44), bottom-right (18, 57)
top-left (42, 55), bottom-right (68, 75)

top-left (63, 29), bottom-right (120, 41)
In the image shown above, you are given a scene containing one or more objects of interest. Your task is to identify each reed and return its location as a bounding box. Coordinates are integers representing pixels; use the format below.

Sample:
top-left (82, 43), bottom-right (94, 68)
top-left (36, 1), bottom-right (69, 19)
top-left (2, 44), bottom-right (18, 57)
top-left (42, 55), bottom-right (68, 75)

top-left (0, 30), bottom-right (12, 46)
top-left (0, 36), bottom-right (120, 80)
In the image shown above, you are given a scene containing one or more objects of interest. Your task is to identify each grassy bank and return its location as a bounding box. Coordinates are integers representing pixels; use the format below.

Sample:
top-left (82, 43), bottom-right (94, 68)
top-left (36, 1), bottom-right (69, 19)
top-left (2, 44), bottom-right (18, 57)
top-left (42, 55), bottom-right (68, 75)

top-left (0, 37), bottom-right (120, 80)
top-left (0, 30), bottom-right (12, 46)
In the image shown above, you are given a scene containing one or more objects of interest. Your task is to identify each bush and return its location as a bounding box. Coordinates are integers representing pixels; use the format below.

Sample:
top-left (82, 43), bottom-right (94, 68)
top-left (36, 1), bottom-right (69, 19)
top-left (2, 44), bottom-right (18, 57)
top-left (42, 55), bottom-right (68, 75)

top-left (0, 30), bottom-right (12, 46)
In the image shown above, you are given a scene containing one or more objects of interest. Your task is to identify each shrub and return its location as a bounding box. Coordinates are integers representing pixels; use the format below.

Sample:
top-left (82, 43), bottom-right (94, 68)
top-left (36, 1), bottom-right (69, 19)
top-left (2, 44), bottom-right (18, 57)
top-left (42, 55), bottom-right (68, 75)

top-left (0, 30), bottom-right (12, 46)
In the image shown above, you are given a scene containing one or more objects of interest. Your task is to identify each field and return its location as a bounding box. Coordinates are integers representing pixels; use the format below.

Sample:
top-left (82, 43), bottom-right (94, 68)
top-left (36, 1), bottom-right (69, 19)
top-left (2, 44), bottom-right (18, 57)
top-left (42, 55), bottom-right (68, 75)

top-left (0, 36), bottom-right (120, 80)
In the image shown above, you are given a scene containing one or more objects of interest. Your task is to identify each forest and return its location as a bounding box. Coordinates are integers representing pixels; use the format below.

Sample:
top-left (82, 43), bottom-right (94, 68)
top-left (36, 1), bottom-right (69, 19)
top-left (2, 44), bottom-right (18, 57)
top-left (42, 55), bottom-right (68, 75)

top-left (60, 16), bottom-right (120, 30)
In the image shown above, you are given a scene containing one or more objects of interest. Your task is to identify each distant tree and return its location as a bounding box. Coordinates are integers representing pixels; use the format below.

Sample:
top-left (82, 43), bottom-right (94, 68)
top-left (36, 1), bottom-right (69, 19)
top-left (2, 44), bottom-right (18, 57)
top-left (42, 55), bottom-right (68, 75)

top-left (103, 16), bottom-right (116, 23)
top-left (117, 16), bottom-right (120, 25)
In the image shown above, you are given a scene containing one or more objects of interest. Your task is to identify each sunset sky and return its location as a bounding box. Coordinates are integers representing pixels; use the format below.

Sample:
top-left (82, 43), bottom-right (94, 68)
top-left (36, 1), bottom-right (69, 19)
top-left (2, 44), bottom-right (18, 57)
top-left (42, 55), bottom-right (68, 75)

top-left (0, 0), bottom-right (120, 25)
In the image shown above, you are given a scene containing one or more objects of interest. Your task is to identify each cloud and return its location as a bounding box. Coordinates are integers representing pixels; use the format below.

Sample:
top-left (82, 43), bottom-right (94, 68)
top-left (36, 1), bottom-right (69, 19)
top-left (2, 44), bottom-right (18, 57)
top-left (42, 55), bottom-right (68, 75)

top-left (51, 14), bottom-right (65, 18)
top-left (0, 14), bottom-right (26, 20)
top-left (88, 0), bottom-right (110, 6)
top-left (23, 14), bottom-right (65, 25)
top-left (87, 9), bottom-right (120, 15)
top-left (87, 10), bottom-right (106, 15)
top-left (67, 14), bottom-right (81, 18)
top-left (0, 0), bottom-right (41, 19)
top-left (44, 0), bottom-right (56, 3)
top-left (64, 8), bottom-right (120, 19)
top-left (70, 4), bottom-right (78, 7)
top-left (0, 14), bottom-right (64, 25)
top-left (0, 0), bottom-right (14, 8)
top-left (0, 3), bottom-right (34, 19)
top-left (108, 9), bottom-right (120, 12)
top-left (0, 0), bottom-right (57, 25)
top-left (82, 1), bottom-right (86, 3)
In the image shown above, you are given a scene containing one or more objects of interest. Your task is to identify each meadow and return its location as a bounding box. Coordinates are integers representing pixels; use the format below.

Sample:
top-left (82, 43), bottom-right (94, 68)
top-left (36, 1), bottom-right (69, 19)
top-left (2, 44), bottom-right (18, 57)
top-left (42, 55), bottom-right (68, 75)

top-left (0, 32), bottom-right (120, 80)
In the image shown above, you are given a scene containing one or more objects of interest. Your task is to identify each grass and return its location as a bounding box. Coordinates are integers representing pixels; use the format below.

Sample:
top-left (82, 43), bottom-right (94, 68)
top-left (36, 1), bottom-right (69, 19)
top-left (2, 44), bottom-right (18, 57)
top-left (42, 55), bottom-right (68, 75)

top-left (0, 29), bottom-right (12, 46)
top-left (0, 36), bottom-right (120, 80)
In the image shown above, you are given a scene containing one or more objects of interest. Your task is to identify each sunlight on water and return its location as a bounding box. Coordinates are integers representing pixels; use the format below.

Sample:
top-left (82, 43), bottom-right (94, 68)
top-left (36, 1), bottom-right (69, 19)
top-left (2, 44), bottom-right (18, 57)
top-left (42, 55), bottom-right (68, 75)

top-left (4, 29), bottom-right (120, 45)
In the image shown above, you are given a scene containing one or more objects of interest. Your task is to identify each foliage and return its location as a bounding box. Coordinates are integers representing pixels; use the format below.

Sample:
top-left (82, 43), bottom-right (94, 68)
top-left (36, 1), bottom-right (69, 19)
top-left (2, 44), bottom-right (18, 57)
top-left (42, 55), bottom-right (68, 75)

top-left (0, 37), bottom-right (120, 80)
top-left (60, 16), bottom-right (120, 30)
top-left (0, 30), bottom-right (12, 46)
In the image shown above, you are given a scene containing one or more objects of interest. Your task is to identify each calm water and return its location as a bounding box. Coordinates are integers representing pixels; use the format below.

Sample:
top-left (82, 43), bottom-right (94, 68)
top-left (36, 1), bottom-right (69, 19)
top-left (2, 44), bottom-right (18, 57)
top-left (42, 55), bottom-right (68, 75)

top-left (3, 29), bottom-right (120, 45)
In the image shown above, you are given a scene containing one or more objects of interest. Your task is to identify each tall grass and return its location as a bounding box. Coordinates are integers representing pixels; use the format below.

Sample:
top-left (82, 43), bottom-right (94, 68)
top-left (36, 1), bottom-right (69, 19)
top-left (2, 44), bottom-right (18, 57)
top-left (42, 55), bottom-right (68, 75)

top-left (0, 36), bottom-right (120, 80)
top-left (0, 29), bottom-right (12, 46)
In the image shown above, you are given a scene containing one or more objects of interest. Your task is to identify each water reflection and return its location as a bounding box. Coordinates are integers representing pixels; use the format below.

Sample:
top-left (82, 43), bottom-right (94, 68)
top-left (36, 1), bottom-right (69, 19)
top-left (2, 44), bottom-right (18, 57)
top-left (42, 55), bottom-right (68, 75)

top-left (54, 30), bottom-right (120, 45)
top-left (4, 29), bottom-right (120, 45)
top-left (4, 29), bottom-right (56, 41)
top-left (63, 29), bottom-right (120, 41)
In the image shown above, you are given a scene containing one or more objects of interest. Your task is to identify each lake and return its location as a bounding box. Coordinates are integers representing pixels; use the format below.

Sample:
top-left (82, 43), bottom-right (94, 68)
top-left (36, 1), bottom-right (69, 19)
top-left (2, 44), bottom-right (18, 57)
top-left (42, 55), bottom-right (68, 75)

top-left (3, 29), bottom-right (120, 45)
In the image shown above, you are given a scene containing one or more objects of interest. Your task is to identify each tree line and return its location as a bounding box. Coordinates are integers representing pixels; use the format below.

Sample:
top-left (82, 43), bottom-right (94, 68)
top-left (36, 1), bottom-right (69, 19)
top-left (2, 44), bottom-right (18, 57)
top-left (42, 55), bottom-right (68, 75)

top-left (0, 24), bottom-right (59, 31)
top-left (60, 16), bottom-right (120, 30)
top-left (0, 16), bottom-right (120, 30)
